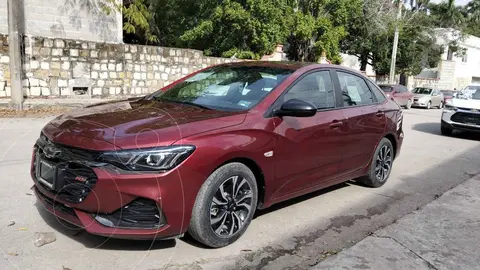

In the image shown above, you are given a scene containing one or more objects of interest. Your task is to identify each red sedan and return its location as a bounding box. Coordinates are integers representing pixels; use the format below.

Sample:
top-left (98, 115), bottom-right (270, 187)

top-left (32, 62), bottom-right (404, 247)
top-left (378, 84), bottom-right (414, 109)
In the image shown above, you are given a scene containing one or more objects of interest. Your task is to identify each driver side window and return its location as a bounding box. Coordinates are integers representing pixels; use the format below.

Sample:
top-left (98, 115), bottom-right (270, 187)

top-left (284, 71), bottom-right (335, 110)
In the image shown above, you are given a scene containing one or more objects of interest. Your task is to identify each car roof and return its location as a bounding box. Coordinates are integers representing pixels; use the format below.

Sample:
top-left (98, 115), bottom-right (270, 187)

top-left (220, 61), bottom-right (313, 70)
top-left (217, 61), bottom-right (367, 74)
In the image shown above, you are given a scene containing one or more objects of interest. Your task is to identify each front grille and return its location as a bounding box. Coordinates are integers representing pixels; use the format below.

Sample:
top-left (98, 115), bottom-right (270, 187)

top-left (36, 187), bottom-right (77, 216)
top-left (34, 134), bottom-right (99, 204)
top-left (451, 112), bottom-right (480, 125)
top-left (95, 198), bottom-right (165, 229)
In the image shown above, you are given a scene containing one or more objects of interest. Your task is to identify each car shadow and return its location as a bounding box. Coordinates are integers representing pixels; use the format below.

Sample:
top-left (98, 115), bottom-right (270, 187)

top-left (34, 183), bottom-right (350, 250)
top-left (412, 122), bottom-right (480, 141)
top-left (35, 203), bottom-right (177, 250)
top-left (179, 182), bottom-right (350, 249)
top-left (253, 183), bottom-right (349, 219)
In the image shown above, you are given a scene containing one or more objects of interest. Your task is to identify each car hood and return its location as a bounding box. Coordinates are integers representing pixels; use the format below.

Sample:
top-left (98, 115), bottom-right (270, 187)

top-left (44, 98), bottom-right (246, 150)
top-left (447, 98), bottom-right (480, 109)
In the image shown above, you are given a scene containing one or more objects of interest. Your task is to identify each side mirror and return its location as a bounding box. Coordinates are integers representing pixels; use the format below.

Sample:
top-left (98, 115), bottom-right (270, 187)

top-left (274, 99), bottom-right (317, 117)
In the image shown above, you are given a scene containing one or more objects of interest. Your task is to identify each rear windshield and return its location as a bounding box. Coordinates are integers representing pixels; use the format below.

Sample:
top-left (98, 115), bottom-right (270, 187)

top-left (412, 88), bottom-right (432, 95)
top-left (379, 85), bottom-right (393, 92)
top-left (440, 90), bottom-right (454, 96)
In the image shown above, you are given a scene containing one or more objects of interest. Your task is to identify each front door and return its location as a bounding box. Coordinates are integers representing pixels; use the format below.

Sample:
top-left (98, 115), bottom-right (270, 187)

top-left (271, 70), bottom-right (345, 200)
top-left (333, 71), bottom-right (387, 175)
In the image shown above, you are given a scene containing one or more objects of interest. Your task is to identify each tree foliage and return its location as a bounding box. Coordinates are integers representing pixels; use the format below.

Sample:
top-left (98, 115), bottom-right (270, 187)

top-left (105, 0), bottom-right (479, 76)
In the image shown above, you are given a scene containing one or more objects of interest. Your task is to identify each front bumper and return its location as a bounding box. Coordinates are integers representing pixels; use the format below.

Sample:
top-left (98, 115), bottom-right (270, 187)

top-left (31, 142), bottom-right (204, 240)
top-left (441, 109), bottom-right (480, 133)
top-left (412, 99), bottom-right (429, 107)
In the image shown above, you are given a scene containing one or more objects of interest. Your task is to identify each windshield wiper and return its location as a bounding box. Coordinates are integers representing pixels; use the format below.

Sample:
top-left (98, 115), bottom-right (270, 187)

top-left (159, 98), bottom-right (214, 110)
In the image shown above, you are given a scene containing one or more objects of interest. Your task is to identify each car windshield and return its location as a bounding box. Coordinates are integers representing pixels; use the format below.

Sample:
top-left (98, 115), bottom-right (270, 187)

top-left (473, 89), bottom-right (480, 100)
top-left (379, 85), bottom-right (393, 92)
top-left (412, 88), bottom-right (432, 95)
top-left (465, 85), bottom-right (480, 92)
top-left (153, 66), bottom-right (293, 111)
top-left (440, 90), bottom-right (454, 96)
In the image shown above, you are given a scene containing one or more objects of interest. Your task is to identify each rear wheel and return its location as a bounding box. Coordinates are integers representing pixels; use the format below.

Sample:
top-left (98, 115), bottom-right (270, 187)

top-left (357, 138), bottom-right (394, 188)
top-left (438, 102), bottom-right (444, 109)
top-left (189, 163), bottom-right (258, 248)
top-left (441, 124), bottom-right (453, 136)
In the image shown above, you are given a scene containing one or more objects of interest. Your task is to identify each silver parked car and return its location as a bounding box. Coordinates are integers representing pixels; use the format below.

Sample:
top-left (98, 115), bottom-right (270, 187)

top-left (412, 87), bottom-right (444, 109)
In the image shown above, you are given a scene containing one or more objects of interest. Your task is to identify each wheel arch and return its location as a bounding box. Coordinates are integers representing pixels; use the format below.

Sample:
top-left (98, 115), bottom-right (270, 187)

top-left (383, 133), bottom-right (397, 159)
top-left (216, 157), bottom-right (266, 209)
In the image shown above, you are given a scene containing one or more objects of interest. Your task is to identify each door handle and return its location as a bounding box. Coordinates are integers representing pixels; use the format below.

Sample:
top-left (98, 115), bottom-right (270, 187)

top-left (329, 120), bottom-right (343, 129)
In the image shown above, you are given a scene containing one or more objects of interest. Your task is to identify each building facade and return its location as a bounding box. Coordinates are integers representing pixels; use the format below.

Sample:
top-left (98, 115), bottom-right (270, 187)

top-left (0, 0), bottom-right (122, 43)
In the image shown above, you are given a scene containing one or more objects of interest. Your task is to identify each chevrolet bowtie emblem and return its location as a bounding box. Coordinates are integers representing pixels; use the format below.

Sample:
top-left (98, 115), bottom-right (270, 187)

top-left (43, 145), bottom-right (61, 159)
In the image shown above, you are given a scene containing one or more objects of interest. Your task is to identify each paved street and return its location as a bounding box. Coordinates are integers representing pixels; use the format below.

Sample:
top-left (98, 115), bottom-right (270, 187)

top-left (313, 174), bottom-right (480, 270)
top-left (1, 108), bottom-right (480, 270)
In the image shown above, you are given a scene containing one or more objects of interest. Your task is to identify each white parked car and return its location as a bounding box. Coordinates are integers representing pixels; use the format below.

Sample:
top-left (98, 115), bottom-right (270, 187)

top-left (441, 88), bottom-right (480, 135)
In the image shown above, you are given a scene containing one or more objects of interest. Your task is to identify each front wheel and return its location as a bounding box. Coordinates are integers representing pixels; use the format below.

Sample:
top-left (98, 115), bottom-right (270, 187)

top-left (357, 138), bottom-right (394, 188)
top-left (189, 163), bottom-right (258, 248)
top-left (405, 99), bottom-right (412, 110)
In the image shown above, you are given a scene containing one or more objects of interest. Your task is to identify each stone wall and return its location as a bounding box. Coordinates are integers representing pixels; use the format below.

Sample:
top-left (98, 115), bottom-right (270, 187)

top-left (0, 35), bottom-right (237, 98)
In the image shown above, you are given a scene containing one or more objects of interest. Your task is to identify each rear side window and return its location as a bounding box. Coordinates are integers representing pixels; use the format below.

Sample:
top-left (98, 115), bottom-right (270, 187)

top-left (367, 81), bottom-right (387, 103)
top-left (379, 85), bottom-right (393, 92)
top-left (337, 72), bottom-right (374, 106)
top-left (284, 71), bottom-right (335, 110)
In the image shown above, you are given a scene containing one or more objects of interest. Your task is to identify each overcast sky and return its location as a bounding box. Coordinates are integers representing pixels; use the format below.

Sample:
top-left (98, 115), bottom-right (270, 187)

top-left (430, 0), bottom-right (471, 5)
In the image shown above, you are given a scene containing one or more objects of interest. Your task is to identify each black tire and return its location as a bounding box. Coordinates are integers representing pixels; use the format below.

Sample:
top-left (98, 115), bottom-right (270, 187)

top-left (441, 124), bottom-right (453, 136)
top-left (405, 99), bottom-right (412, 110)
top-left (188, 162), bottom-right (258, 248)
top-left (426, 101), bottom-right (431, 109)
top-left (357, 138), bottom-right (394, 188)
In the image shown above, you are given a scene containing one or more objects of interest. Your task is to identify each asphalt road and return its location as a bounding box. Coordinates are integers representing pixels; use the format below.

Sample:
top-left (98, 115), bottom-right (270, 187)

top-left (1, 108), bottom-right (480, 270)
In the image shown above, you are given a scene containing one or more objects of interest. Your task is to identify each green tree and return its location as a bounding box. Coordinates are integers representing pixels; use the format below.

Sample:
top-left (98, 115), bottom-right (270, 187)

top-left (104, 0), bottom-right (158, 43)
top-left (285, 0), bottom-right (360, 63)
top-left (464, 0), bottom-right (480, 37)
top-left (428, 0), bottom-right (465, 29)
top-left (342, 0), bottom-right (442, 76)
top-left (178, 0), bottom-right (293, 59)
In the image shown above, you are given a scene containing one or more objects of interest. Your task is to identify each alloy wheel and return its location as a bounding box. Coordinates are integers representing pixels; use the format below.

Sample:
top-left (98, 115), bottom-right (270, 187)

top-left (210, 176), bottom-right (253, 238)
top-left (375, 145), bottom-right (392, 182)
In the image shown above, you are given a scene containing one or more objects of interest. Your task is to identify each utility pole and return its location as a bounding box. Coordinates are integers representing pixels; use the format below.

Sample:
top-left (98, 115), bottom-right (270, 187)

top-left (7, 0), bottom-right (24, 110)
top-left (389, 1), bottom-right (403, 84)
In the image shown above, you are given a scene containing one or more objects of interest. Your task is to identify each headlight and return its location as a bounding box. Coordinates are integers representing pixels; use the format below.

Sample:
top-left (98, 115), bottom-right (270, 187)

top-left (98, 145), bottom-right (195, 171)
top-left (444, 104), bottom-right (457, 111)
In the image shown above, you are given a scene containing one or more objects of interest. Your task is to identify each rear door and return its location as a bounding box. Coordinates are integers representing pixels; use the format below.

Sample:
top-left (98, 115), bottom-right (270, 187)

top-left (271, 70), bottom-right (345, 200)
top-left (332, 70), bottom-right (387, 175)
top-left (398, 85), bottom-right (409, 106)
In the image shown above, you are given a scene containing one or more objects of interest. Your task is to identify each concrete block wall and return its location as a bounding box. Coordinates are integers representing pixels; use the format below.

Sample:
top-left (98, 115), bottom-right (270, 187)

top-left (0, 35), bottom-right (237, 98)
top-left (437, 60), bottom-right (456, 90)
top-left (0, 0), bottom-right (122, 43)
